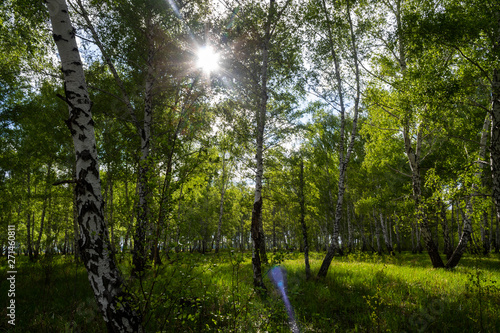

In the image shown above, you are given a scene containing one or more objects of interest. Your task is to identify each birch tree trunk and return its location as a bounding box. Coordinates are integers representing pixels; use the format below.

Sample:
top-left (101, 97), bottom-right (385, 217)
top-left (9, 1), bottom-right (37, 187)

top-left (490, 12), bottom-right (500, 257)
top-left (359, 216), bottom-right (367, 252)
top-left (446, 114), bottom-right (490, 267)
top-left (374, 211), bottom-right (382, 254)
top-left (395, 216), bottom-right (401, 253)
top-left (347, 201), bottom-right (353, 253)
top-left (251, 0), bottom-right (276, 290)
top-left (76, 0), bottom-right (154, 273)
top-left (133, 27), bottom-right (154, 273)
top-left (380, 212), bottom-right (393, 254)
top-left (26, 171), bottom-right (33, 261)
top-left (298, 160), bottom-right (311, 279)
top-left (215, 152), bottom-right (228, 253)
top-left (403, 123), bottom-right (443, 266)
top-left (496, 213), bottom-right (500, 253)
top-left (440, 200), bottom-right (452, 259)
top-left (46, 1), bottom-right (142, 331)
top-left (35, 165), bottom-right (51, 259)
top-left (317, 0), bottom-right (361, 278)
top-left (411, 221), bottom-right (416, 253)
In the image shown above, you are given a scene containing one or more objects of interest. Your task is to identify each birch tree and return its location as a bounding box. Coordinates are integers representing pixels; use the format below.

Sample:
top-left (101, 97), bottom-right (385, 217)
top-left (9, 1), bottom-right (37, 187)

top-left (221, 0), bottom-right (298, 289)
top-left (304, 0), bottom-right (363, 277)
top-left (46, 0), bottom-right (142, 331)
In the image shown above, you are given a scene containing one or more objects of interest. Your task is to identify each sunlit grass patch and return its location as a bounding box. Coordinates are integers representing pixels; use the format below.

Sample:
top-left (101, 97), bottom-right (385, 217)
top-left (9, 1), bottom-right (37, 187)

top-left (2, 251), bottom-right (500, 332)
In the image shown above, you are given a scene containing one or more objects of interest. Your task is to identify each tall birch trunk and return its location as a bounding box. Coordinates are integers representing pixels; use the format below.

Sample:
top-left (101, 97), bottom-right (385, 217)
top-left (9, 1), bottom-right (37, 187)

top-left (395, 0), bottom-right (443, 267)
top-left (26, 171), bottom-right (33, 261)
top-left (347, 201), bottom-right (353, 252)
top-left (133, 28), bottom-right (154, 273)
top-left (298, 160), bottom-right (311, 279)
top-left (317, 0), bottom-right (361, 278)
top-left (251, 0), bottom-right (276, 290)
top-left (496, 212), bottom-right (500, 253)
top-left (77, 0), bottom-right (154, 273)
top-left (380, 212), bottom-right (393, 254)
top-left (215, 152), bottom-right (228, 253)
top-left (440, 200), bottom-right (452, 259)
top-left (395, 215), bottom-right (401, 253)
top-left (490, 12), bottom-right (500, 257)
top-left (47, 1), bottom-right (142, 331)
top-left (35, 165), bottom-right (51, 259)
top-left (359, 216), bottom-right (368, 252)
top-left (374, 211), bottom-right (382, 254)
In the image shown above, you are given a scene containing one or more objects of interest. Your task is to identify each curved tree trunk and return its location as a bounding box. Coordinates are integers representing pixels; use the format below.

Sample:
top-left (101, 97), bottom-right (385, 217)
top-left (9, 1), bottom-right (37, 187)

top-left (446, 114), bottom-right (490, 268)
top-left (47, 1), bottom-right (142, 331)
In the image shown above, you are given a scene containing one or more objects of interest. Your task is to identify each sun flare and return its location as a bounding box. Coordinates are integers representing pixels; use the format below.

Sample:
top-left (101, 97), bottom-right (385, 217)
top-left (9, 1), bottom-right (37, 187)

top-left (196, 45), bottom-right (220, 74)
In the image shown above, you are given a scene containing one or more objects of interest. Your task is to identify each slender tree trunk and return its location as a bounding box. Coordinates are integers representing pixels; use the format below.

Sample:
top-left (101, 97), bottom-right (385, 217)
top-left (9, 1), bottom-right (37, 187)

top-left (73, 165), bottom-right (81, 260)
top-left (133, 58), bottom-right (153, 273)
top-left (440, 200), bottom-right (452, 259)
top-left (26, 171), bottom-right (33, 261)
top-left (215, 153), bottom-right (228, 253)
top-left (395, 215), bottom-right (401, 253)
top-left (122, 177), bottom-right (136, 253)
top-left (411, 220), bottom-right (416, 254)
top-left (359, 217), bottom-right (367, 252)
top-left (496, 211), bottom-right (500, 253)
top-left (35, 165), bottom-right (51, 259)
top-left (347, 202), bottom-right (353, 253)
top-left (447, 114), bottom-right (489, 267)
top-left (107, 174), bottom-right (115, 252)
top-left (404, 126), bottom-right (443, 266)
top-left (370, 216), bottom-right (375, 252)
top-left (45, 194), bottom-right (53, 254)
top-left (490, 12), bottom-right (500, 257)
top-left (389, 217), bottom-right (393, 251)
top-left (380, 212), bottom-right (393, 254)
top-left (450, 203), bottom-right (455, 250)
top-left (77, 0), bottom-right (154, 274)
top-left (374, 211), bottom-right (382, 254)
top-left (47, 1), bottom-right (142, 331)
top-left (272, 206), bottom-right (277, 251)
top-left (251, 0), bottom-right (276, 290)
top-left (446, 202), bottom-right (473, 268)
top-left (490, 204), bottom-right (495, 252)
top-left (482, 211), bottom-right (490, 255)
top-left (298, 160), bottom-right (311, 279)
top-left (317, 0), bottom-right (360, 277)
top-left (435, 213), bottom-right (439, 250)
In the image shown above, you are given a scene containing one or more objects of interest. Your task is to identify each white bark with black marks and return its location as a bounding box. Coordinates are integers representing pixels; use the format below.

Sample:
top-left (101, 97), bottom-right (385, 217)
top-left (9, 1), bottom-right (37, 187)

top-left (46, 1), bottom-right (142, 331)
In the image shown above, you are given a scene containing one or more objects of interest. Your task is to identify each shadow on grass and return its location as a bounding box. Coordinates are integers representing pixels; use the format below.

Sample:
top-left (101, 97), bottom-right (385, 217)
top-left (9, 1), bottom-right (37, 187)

top-left (0, 255), bottom-right (105, 333)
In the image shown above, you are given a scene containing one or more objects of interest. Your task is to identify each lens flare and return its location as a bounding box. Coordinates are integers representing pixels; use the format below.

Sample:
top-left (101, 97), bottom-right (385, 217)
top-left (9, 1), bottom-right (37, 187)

top-left (196, 46), bottom-right (219, 74)
top-left (268, 266), bottom-right (300, 333)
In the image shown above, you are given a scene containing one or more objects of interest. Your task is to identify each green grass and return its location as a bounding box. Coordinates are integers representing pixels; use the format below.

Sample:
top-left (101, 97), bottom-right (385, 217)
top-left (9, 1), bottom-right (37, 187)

top-left (1, 251), bottom-right (500, 332)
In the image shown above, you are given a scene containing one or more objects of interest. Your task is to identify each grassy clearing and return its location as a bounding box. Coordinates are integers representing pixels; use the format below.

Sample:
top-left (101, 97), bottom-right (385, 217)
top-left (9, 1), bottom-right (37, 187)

top-left (1, 251), bottom-right (500, 332)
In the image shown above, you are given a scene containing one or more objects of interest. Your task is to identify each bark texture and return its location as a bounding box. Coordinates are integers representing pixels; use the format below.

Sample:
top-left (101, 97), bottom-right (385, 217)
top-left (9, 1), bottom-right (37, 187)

top-left (47, 1), bottom-right (142, 331)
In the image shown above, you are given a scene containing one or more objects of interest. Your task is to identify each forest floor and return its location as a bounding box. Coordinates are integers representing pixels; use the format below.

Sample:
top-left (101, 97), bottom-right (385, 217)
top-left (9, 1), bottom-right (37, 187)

top-left (1, 251), bottom-right (500, 332)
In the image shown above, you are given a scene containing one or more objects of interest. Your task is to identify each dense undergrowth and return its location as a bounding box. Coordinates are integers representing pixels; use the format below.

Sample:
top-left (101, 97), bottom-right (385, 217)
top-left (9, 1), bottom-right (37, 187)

top-left (1, 251), bottom-right (500, 332)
